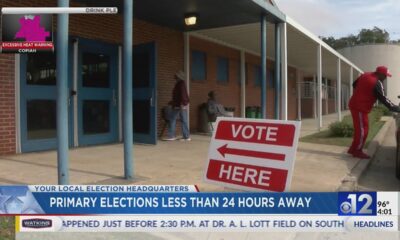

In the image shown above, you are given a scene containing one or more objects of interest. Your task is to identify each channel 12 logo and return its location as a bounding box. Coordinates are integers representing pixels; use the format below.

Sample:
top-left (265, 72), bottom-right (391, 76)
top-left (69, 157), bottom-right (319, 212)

top-left (338, 192), bottom-right (377, 216)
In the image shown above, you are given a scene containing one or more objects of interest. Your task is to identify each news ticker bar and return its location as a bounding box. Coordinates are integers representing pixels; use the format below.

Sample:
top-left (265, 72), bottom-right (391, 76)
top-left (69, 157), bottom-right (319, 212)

top-left (16, 215), bottom-right (400, 232)
top-left (1, 7), bottom-right (118, 14)
top-left (0, 186), bottom-right (398, 216)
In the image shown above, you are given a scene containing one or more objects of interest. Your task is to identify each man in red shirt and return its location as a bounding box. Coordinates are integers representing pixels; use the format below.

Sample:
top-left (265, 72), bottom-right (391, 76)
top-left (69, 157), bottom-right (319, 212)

top-left (348, 66), bottom-right (400, 159)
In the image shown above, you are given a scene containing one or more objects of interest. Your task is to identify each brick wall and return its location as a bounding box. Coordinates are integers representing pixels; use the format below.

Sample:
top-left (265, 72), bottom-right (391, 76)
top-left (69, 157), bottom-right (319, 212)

top-left (68, 3), bottom-right (184, 138)
top-left (245, 56), bottom-right (298, 120)
top-left (301, 98), bottom-right (336, 118)
top-left (0, 0), bottom-right (300, 154)
top-left (0, 0), bottom-right (184, 153)
top-left (328, 79), bottom-right (337, 114)
top-left (288, 66), bottom-right (298, 120)
top-left (328, 99), bottom-right (336, 114)
top-left (0, 55), bottom-right (16, 155)
top-left (188, 37), bottom-right (298, 131)
top-left (189, 37), bottom-right (241, 131)
top-left (132, 21), bottom-right (184, 138)
top-left (0, 2), bottom-right (16, 154)
top-left (322, 99), bottom-right (336, 115)
top-left (301, 99), bottom-right (315, 119)
top-left (244, 53), bottom-right (276, 119)
top-left (299, 76), bottom-right (340, 118)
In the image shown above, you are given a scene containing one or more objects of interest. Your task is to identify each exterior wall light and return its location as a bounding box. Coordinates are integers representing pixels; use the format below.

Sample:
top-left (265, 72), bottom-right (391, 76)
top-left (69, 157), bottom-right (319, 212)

top-left (185, 15), bottom-right (197, 26)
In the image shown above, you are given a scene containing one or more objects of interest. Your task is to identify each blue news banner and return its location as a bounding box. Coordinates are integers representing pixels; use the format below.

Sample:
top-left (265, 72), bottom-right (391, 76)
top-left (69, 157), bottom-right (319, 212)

top-left (0, 186), bottom-right (398, 232)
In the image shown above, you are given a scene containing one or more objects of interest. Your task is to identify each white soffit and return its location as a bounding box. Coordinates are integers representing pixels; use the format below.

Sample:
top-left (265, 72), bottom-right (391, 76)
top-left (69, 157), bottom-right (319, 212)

top-left (193, 15), bottom-right (364, 80)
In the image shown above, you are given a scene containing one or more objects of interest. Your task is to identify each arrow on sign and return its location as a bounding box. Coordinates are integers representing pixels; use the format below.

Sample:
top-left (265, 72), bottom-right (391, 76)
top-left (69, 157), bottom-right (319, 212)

top-left (217, 144), bottom-right (285, 161)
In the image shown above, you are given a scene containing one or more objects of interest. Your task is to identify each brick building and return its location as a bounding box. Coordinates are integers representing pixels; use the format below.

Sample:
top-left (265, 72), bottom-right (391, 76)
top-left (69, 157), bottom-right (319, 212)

top-left (0, 0), bottom-right (363, 158)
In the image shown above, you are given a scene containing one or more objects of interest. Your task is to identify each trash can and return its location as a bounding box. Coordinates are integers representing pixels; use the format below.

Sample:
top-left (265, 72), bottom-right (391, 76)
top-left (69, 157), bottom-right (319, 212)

top-left (246, 106), bottom-right (256, 118)
top-left (198, 103), bottom-right (210, 133)
top-left (255, 106), bottom-right (262, 119)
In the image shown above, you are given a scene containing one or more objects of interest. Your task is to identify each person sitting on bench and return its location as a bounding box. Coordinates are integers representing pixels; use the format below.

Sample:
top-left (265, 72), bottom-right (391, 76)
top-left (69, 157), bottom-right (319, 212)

top-left (207, 91), bottom-right (231, 118)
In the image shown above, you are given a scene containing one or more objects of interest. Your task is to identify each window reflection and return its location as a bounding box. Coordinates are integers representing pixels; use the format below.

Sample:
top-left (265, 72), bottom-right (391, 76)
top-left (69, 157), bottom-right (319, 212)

top-left (82, 53), bottom-right (110, 88)
top-left (27, 53), bottom-right (56, 85)
top-left (83, 100), bottom-right (110, 134)
top-left (27, 100), bottom-right (56, 139)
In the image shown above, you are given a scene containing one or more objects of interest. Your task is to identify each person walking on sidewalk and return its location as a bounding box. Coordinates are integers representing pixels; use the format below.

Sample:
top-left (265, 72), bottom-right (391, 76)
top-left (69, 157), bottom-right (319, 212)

top-left (163, 70), bottom-right (191, 141)
top-left (348, 66), bottom-right (400, 159)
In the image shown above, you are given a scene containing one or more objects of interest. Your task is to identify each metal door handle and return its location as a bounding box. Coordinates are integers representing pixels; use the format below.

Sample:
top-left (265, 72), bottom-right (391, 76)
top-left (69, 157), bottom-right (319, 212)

top-left (150, 91), bottom-right (155, 107)
top-left (68, 88), bottom-right (71, 106)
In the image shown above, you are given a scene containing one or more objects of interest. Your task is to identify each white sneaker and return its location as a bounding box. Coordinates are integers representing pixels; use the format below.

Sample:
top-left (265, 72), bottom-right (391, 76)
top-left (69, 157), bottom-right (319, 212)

top-left (162, 137), bottom-right (177, 141)
top-left (179, 138), bottom-right (191, 142)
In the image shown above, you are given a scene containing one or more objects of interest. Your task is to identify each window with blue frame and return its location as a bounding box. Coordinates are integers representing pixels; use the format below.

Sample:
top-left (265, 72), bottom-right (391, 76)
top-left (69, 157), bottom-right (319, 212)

top-left (191, 50), bottom-right (206, 81)
top-left (254, 65), bottom-right (261, 87)
top-left (253, 67), bottom-right (276, 88)
top-left (217, 57), bottom-right (229, 84)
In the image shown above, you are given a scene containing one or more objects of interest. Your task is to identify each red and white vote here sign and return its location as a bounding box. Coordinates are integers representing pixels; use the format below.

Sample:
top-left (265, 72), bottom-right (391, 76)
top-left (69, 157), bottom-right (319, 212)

top-left (204, 117), bottom-right (301, 192)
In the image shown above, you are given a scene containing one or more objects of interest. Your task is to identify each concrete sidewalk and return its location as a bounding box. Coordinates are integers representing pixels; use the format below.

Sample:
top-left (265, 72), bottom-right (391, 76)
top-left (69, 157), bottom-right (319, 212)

top-left (0, 137), bottom-right (358, 192)
top-left (0, 111), bottom-right (359, 191)
top-left (300, 110), bottom-right (350, 137)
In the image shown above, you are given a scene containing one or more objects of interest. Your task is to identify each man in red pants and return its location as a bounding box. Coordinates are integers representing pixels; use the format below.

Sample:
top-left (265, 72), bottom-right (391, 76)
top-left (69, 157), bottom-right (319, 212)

top-left (348, 66), bottom-right (400, 159)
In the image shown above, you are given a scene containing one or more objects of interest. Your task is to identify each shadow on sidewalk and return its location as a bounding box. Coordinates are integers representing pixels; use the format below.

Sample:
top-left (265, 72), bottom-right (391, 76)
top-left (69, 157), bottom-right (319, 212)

top-left (0, 157), bottom-right (118, 179)
top-left (298, 148), bottom-right (351, 159)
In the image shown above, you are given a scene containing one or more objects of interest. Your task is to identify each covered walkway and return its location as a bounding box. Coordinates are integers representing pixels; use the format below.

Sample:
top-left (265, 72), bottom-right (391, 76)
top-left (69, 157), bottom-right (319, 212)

top-left (192, 16), bottom-right (362, 128)
top-left (300, 110), bottom-right (350, 137)
top-left (0, 122), bottom-right (357, 191)
top-left (0, 0), bottom-right (364, 186)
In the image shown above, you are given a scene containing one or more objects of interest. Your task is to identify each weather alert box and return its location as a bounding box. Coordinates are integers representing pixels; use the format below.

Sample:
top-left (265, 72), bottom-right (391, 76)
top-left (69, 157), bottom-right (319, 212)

top-left (1, 14), bottom-right (53, 53)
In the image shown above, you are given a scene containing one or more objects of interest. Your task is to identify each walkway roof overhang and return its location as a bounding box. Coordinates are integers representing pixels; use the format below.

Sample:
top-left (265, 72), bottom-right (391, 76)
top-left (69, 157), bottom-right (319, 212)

top-left (75, 0), bottom-right (362, 82)
top-left (192, 16), bottom-right (363, 83)
top-left (74, 0), bottom-right (286, 30)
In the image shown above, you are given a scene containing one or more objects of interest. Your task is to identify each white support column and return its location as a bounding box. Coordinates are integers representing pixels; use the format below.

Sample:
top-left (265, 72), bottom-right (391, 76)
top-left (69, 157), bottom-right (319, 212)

top-left (334, 77), bottom-right (337, 112)
top-left (281, 22), bottom-right (288, 121)
top-left (297, 74), bottom-right (301, 120)
top-left (324, 77), bottom-right (328, 115)
top-left (337, 58), bottom-right (342, 121)
top-left (240, 50), bottom-right (246, 118)
top-left (349, 67), bottom-right (354, 96)
top-left (317, 44), bottom-right (323, 130)
top-left (313, 74), bottom-right (317, 119)
top-left (260, 15), bottom-right (267, 118)
top-left (184, 33), bottom-right (190, 126)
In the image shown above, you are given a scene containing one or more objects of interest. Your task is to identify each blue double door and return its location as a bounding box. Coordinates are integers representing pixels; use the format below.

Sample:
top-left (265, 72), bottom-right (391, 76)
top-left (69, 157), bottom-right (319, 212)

top-left (20, 39), bottom-right (157, 152)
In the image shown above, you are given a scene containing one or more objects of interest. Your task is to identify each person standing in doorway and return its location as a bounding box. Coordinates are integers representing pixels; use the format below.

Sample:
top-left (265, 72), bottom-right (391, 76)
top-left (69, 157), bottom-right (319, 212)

top-left (348, 66), bottom-right (400, 159)
top-left (163, 70), bottom-right (191, 141)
